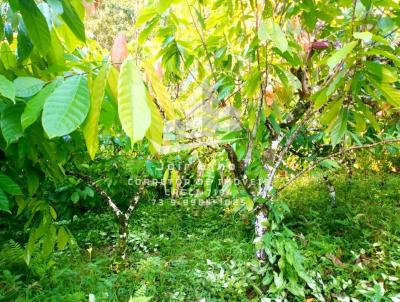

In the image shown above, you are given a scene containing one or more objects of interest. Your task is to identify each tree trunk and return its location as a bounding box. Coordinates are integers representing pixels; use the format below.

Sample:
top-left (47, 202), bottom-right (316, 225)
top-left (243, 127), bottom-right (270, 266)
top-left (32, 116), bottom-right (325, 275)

top-left (254, 204), bottom-right (268, 261)
top-left (117, 214), bottom-right (128, 260)
top-left (323, 174), bottom-right (336, 207)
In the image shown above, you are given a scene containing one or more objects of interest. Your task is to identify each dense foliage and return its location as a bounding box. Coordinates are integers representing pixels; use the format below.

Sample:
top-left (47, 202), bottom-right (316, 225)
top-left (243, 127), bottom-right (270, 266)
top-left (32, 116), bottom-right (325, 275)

top-left (0, 0), bottom-right (399, 300)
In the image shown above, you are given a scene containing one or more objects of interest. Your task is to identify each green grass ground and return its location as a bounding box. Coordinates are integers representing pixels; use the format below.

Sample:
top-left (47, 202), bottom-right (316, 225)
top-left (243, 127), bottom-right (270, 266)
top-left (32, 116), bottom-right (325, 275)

top-left (1, 172), bottom-right (399, 301)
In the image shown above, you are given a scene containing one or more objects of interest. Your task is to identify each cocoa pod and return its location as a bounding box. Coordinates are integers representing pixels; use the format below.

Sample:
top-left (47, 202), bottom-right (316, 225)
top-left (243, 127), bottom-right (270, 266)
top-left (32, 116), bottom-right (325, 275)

top-left (311, 40), bottom-right (330, 50)
top-left (264, 86), bottom-right (274, 106)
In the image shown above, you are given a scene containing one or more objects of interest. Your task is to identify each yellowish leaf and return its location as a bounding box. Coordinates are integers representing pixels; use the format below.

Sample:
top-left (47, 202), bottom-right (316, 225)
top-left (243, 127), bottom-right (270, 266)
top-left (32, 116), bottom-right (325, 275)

top-left (118, 58), bottom-right (151, 146)
top-left (83, 63), bottom-right (109, 159)
top-left (146, 94), bottom-right (164, 154)
top-left (142, 61), bottom-right (176, 120)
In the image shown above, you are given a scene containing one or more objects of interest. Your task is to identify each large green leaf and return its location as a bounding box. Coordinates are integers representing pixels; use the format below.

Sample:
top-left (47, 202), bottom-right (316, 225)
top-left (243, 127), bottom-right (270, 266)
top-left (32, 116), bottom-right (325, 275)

top-left (326, 41), bottom-right (357, 70)
top-left (365, 61), bottom-right (397, 83)
top-left (359, 102), bottom-right (380, 132)
top-left (14, 77), bottom-right (45, 98)
top-left (21, 79), bottom-right (62, 130)
top-left (1, 103), bottom-right (24, 145)
top-left (83, 64), bottom-right (109, 160)
top-left (0, 75), bottom-right (16, 102)
top-left (258, 18), bottom-right (288, 53)
top-left (0, 172), bottom-right (22, 195)
top-left (4, 22), bottom-right (13, 44)
top-left (107, 66), bottom-right (119, 103)
top-left (17, 24), bottom-right (33, 62)
top-left (0, 43), bottom-right (16, 69)
top-left (0, 190), bottom-right (10, 213)
top-left (18, 0), bottom-right (51, 56)
top-left (60, 0), bottom-right (86, 42)
top-left (320, 99), bottom-right (343, 126)
top-left (369, 78), bottom-right (400, 108)
top-left (42, 76), bottom-right (90, 138)
top-left (48, 28), bottom-right (65, 66)
top-left (118, 58), bottom-right (151, 145)
top-left (330, 109), bottom-right (348, 147)
top-left (366, 48), bottom-right (400, 67)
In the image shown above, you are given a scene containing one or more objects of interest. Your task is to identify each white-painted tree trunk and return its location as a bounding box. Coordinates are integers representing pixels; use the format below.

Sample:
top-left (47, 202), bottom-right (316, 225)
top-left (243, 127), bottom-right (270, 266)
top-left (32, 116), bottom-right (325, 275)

top-left (254, 206), bottom-right (268, 261)
top-left (323, 174), bottom-right (336, 207)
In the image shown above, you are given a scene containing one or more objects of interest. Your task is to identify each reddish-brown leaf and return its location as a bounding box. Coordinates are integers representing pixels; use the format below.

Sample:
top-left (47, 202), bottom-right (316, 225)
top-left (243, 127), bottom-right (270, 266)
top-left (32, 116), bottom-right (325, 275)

top-left (83, 1), bottom-right (96, 17)
top-left (111, 32), bottom-right (128, 69)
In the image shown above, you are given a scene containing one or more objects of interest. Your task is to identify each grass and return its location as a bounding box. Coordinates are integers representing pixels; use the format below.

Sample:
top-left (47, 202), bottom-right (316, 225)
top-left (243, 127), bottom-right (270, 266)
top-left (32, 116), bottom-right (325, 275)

top-left (1, 171), bottom-right (399, 301)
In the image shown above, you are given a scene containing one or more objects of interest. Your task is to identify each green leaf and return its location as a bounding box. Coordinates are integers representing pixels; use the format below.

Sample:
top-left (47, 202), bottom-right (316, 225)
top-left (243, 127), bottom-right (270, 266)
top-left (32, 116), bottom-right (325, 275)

top-left (48, 28), bottom-right (65, 66)
top-left (157, 0), bottom-right (173, 13)
top-left (258, 18), bottom-right (288, 52)
top-left (21, 78), bottom-right (62, 130)
top-left (107, 66), bottom-right (119, 103)
top-left (118, 58), bottom-right (151, 145)
top-left (56, 21), bottom-right (81, 52)
top-left (258, 21), bottom-right (269, 41)
top-left (14, 77), bottom-right (45, 98)
top-left (18, 0), bottom-right (52, 56)
top-left (17, 25), bottom-right (33, 62)
top-left (47, 0), bottom-right (63, 14)
top-left (146, 94), bottom-right (164, 154)
top-left (71, 191), bottom-right (79, 203)
top-left (366, 48), bottom-right (400, 67)
top-left (365, 61), bottom-right (397, 83)
top-left (26, 168), bottom-right (39, 197)
top-left (326, 41), bottom-right (357, 70)
top-left (138, 17), bottom-right (159, 45)
top-left (0, 190), bottom-right (10, 213)
top-left (60, 0), bottom-right (86, 42)
top-left (313, 88), bottom-right (328, 109)
top-left (0, 172), bottom-right (22, 195)
top-left (369, 78), bottom-right (400, 108)
top-left (57, 226), bottom-right (69, 249)
top-left (244, 69), bottom-right (261, 98)
top-left (0, 75), bottom-right (16, 102)
top-left (135, 7), bottom-right (157, 26)
top-left (320, 159), bottom-right (340, 169)
top-left (49, 206), bottom-right (57, 220)
top-left (83, 64), bottom-right (109, 160)
top-left (320, 99), bottom-right (343, 126)
top-left (162, 169), bottom-right (169, 189)
top-left (0, 43), bottom-right (16, 69)
top-left (170, 169), bottom-right (179, 196)
top-left (359, 103), bottom-right (380, 132)
top-left (4, 22), bottom-right (13, 44)
top-left (353, 111), bottom-right (366, 133)
top-left (353, 31), bottom-right (372, 42)
top-left (42, 75), bottom-right (90, 138)
top-left (330, 109), bottom-right (348, 146)
top-left (1, 103), bottom-right (24, 145)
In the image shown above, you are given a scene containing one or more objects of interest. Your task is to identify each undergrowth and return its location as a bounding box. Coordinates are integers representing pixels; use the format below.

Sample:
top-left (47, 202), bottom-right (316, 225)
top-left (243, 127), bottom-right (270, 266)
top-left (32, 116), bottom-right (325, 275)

top-left (0, 172), bottom-right (399, 301)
